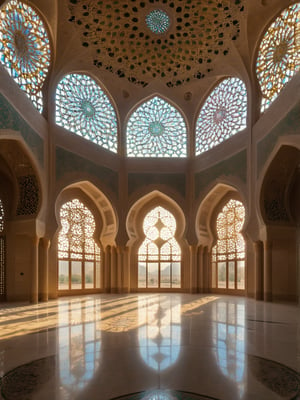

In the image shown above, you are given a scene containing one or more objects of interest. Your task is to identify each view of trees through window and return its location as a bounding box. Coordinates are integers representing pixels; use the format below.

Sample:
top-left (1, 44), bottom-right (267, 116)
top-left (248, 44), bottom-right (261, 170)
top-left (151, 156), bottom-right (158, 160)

top-left (138, 206), bottom-right (181, 289)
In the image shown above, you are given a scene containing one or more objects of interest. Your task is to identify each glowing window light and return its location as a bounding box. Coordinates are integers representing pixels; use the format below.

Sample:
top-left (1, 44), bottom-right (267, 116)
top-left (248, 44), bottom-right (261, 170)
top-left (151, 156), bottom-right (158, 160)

top-left (256, 3), bottom-right (300, 113)
top-left (127, 97), bottom-right (187, 157)
top-left (56, 73), bottom-right (118, 153)
top-left (58, 199), bottom-right (101, 291)
top-left (138, 206), bottom-right (181, 289)
top-left (146, 9), bottom-right (171, 34)
top-left (196, 77), bottom-right (247, 155)
top-left (212, 199), bottom-right (245, 290)
top-left (0, 0), bottom-right (51, 112)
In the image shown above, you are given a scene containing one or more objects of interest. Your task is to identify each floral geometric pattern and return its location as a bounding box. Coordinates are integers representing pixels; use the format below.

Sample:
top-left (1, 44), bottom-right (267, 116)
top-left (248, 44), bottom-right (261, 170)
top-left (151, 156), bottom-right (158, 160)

top-left (195, 77), bottom-right (247, 155)
top-left (256, 3), bottom-right (300, 113)
top-left (68, 0), bottom-right (245, 87)
top-left (56, 73), bottom-right (118, 153)
top-left (146, 9), bottom-right (171, 35)
top-left (0, 0), bottom-right (51, 112)
top-left (138, 206), bottom-right (181, 288)
top-left (127, 96), bottom-right (187, 157)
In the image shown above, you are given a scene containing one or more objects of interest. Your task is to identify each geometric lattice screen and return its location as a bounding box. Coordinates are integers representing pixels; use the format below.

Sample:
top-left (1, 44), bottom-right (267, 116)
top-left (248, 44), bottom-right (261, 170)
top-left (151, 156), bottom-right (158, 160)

top-left (58, 199), bottom-right (101, 291)
top-left (0, 0), bottom-right (51, 112)
top-left (127, 97), bottom-right (187, 158)
top-left (138, 206), bottom-right (181, 289)
top-left (196, 77), bottom-right (247, 155)
top-left (212, 199), bottom-right (245, 290)
top-left (256, 3), bottom-right (300, 113)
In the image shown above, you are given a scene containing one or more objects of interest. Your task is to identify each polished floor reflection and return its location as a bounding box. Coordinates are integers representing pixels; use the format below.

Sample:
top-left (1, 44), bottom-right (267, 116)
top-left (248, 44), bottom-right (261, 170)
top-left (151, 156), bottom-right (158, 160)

top-left (0, 294), bottom-right (300, 399)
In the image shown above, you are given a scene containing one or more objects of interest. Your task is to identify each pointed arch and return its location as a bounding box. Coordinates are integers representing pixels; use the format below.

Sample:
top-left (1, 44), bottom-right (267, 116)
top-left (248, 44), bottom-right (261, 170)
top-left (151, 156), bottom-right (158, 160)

top-left (54, 181), bottom-right (117, 294)
top-left (195, 77), bottom-right (247, 155)
top-left (256, 3), bottom-right (300, 113)
top-left (126, 96), bottom-right (187, 158)
top-left (55, 73), bottom-right (118, 153)
top-left (127, 191), bottom-right (188, 291)
top-left (196, 184), bottom-right (247, 293)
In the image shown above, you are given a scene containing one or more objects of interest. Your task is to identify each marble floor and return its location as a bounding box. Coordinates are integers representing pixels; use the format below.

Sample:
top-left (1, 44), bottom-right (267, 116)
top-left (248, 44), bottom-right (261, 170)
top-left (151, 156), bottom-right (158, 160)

top-left (0, 293), bottom-right (300, 400)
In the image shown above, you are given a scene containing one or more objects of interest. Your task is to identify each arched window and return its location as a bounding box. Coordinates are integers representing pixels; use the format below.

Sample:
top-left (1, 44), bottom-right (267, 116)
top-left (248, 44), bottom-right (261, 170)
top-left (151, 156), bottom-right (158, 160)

top-left (138, 206), bottom-right (181, 289)
top-left (55, 73), bottom-right (118, 153)
top-left (0, 200), bottom-right (5, 301)
top-left (195, 77), bottom-right (247, 155)
top-left (0, 0), bottom-right (51, 112)
top-left (211, 199), bottom-right (245, 291)
top-left (127, 97), bottom-right (187, 157)
top-left (58, 199), bottom-right (101, 291)
top-left (256, 3), bottom-right (300, 113)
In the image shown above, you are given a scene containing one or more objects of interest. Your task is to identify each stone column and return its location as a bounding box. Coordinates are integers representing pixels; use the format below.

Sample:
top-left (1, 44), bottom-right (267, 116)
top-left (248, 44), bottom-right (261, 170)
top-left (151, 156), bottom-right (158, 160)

top-left (189, 244), bottom-right (198, 293)
top-left (254, 240), bottom-right (263, 300)
top-left (263, 240), bottom-right (272, 302)
top-left (40, 238), bottom-right (50, 302)
top-left (198, 245), bottom-right (204, 293)
top-left (30, 235), bottom-right (39, 303)
top-left (111, 246), bottom-right (117, 293)
top-left (202, 246), bottom-right (209, 292)
top-left (104, 245), bottom-right (111, 293)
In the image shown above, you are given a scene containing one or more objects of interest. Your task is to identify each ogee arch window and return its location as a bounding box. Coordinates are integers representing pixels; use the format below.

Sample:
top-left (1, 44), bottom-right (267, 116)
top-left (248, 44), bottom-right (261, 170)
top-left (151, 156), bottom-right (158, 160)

top-left (256, 3), bottom-right (300, 113)
top-left (0, 0), bottom-right (51, 112)
top-left (211, 199), bottom-right (245, 291)
top-left (127, 96), bottom-right (187, 157)
top-left (138, 206), bottom-right (181, 289)
top-left (195, 77), bottom-right (247, 155)
top-left (55, 73), bottom-right (118, 153)
top-left (58, 199), bottom-right (101, 291)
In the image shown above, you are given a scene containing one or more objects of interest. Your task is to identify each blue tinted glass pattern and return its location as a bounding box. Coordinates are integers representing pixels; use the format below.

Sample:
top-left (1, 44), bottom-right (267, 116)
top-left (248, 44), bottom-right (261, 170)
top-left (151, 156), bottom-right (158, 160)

top-left (195, 77), bottom-right (247, 155)
top-left (55, 74), bottom-right (118, 153)
top-left (0, 0), bottom-right (51, 112)
top-left (127, 96), bottom-right (187, 157)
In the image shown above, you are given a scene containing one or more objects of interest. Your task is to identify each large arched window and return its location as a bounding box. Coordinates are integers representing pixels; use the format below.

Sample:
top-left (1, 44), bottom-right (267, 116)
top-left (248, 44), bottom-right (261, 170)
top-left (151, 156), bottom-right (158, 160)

top-left (256, 3), bottom-right (300, 113)
top-left (138, 206), bottom-right (181, 289)
top-left (55, 73), bottom-right (118, 153)
top-left (211, 199), bottom-right (245, 291)
top-left (127, 97), bottom-right (187, 157)
top-left (0, 0), bottom-right (51, 112)
top-left (58, 199), bottom-right (101, 292)
top-left (0, 200), bottom-right (5, 301)
top-left (195, 77), bottom-right (247, 155)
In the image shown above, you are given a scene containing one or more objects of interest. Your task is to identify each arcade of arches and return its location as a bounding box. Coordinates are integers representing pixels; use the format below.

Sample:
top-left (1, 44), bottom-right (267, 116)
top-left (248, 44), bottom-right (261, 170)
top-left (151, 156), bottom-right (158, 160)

top-left (0, 0), bottom-right (299, 306)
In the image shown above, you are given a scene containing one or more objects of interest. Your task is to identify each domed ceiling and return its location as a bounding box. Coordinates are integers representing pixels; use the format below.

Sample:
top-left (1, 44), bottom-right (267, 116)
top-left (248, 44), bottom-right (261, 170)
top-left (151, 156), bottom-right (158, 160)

top-left (67, 0), bottom-right (245, 88)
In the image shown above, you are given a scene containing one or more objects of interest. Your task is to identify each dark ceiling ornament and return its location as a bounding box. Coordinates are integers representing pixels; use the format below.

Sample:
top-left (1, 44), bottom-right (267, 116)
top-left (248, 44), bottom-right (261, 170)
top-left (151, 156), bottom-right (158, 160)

top-left (68, 0), bottom-right (245, 87)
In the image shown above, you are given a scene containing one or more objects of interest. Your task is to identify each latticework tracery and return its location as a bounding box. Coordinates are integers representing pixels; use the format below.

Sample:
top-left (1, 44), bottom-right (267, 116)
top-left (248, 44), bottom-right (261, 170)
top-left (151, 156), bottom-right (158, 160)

top-left (256, 3), bottom-right (300, 113)
top-left (138, 206), bottom-right (181, 288)
top-left (56, 73), bottom-right (118, 153)
top-left (127, 97), bottom-right (187, 157)
top-left (212, 199), bottom-right (245, 290)
top-left (0, 0), bottom-right (51, 112)
top-left (195, 77), bottom-right (247, 155)
top-left (58, 199), bottom-right (101, 291)
top-left (68, 0), bottom-right (245, 87)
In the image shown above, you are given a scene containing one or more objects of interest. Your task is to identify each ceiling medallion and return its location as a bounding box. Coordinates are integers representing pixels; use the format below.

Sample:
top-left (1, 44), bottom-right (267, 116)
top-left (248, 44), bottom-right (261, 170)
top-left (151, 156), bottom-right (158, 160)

top-left (68, 0), bottom-right (245, 88)
top-left (146, 9), bottom-right (170, 34)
